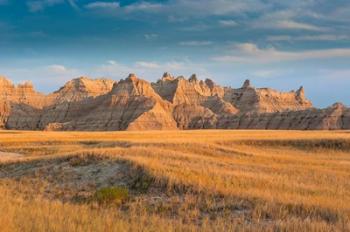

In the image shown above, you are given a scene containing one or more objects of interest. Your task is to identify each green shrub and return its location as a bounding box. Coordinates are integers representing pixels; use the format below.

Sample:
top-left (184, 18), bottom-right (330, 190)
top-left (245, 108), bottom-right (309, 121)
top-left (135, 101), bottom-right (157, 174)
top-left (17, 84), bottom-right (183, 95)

top-left (131, 175), bottom-right (154, 193)
top-left (94, 187), bottom-right (129, 205)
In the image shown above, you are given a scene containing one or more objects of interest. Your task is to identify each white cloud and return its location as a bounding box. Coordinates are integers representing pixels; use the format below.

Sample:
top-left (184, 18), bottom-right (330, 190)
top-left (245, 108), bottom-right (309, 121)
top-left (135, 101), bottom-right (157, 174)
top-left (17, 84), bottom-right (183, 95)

top-left (179, 41), bottom-right (213, 46)
top-left (267, 34), bottom-right (350, 42)
top-left (47, 64), bottom-right (74, 74)
top-left (85, 1), bottom-right (120, 9)
top-left (45, 64), bottom-right (81, 80)
top-left (27, 0), bottom-right (64, 12)
top-left (167, 15), bottom-right (187, 23)
top-left (274, 20), bottom-right (326, 31)
top-left (266, 35), bottom-right (292, 42)
top-left (213, 43), bottom-right (350, 63)
top-left (144, 33), bottom-right (158, 40)
top-left (250, 7), bottom-right (329, 32)
top-left (91, 60), bottom-right (211, 81)
top-left (94, 61), bottom-right (132, 78)
top-left (325, 5), bottom-right (350, 23)
top-left (85, 1), bottom-right (162, 13)
top-left (0, 64), bottom-right (81, 92)
top-left (124, 2), bottom-right (163, 12)
top-left (135, 61), bottom-right (160, 69)
top-left (252, 70), bottom-right (279, 78)
top-left (218, 19), bottom-right (238, 27)
top-left (251, 69), bottom-right (290, 78)
top-left (26, 0), bottom-right (79, 12)
top-left (1, 60), bottom-right (212, 92)
top-left (107, 60), bottom-right (117, 65)
top-left (179, 24), bottom-right (210, 31)
top-left (169, 0), bottom-right (265, 16)
top-left (67, 0), bottom-right (79, 10)
top-left (253, 16), bottom-right (326, 31)
top-left (85, 0), bottom-right (266, 17)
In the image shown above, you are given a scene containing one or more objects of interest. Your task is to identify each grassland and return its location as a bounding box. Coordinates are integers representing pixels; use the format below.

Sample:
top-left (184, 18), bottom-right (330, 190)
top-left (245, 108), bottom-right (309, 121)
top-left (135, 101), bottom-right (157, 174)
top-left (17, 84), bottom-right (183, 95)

top-left (0, 130), bottom-right (349, 231)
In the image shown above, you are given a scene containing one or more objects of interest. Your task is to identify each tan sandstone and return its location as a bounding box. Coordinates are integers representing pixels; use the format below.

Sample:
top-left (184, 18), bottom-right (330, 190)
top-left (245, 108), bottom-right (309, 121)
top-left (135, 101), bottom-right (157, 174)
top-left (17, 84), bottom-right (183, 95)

top-left (0, 74), bottom-right (349, 130)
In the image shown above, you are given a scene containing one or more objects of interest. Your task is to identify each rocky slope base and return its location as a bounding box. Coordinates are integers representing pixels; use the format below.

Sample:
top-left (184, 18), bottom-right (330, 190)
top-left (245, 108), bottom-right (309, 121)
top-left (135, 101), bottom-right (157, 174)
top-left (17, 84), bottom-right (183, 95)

top-left (0, 73), bottom-right (349, 130)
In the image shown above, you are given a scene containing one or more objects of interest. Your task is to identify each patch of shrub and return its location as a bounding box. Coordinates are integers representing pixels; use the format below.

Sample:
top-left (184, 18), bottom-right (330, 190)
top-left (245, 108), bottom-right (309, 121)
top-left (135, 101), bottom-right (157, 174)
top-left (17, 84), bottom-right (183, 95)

top-left (93, 186), bottom-right (129, 205)
top-left (80, 140), bottom-right (101, 146)
top-left (68, 154), bottom-right (104, 167)
top-left (131, 174), bottom-right (154, 193)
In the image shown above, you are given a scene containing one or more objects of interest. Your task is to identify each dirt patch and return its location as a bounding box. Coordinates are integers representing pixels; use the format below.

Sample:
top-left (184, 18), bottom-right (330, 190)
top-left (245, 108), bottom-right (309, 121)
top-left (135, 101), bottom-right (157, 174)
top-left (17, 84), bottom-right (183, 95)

top-left (79, 140), bottom-right (134, 148)
top-left (0, 154), bottom-right (154, 202)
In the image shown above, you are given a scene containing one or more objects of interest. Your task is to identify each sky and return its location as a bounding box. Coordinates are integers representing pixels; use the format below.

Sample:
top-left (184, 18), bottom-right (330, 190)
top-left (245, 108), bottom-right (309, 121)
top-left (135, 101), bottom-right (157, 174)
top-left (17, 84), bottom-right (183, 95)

top-left (0, 0), bottom-right (350, 107)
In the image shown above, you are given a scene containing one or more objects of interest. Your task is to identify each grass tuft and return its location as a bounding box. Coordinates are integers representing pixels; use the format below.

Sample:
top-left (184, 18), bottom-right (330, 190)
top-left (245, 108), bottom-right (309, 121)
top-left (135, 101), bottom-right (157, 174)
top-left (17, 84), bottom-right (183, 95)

top-left (93, 187), bottom-right (129, 205)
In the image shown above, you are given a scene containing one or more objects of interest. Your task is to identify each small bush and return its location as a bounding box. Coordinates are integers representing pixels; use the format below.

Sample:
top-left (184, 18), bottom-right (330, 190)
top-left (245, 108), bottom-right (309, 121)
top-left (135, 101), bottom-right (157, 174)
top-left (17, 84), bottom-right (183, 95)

top-left (94, 187), bottom-right (129, 205)
top-left (131, 175), bottom-right (154, 193)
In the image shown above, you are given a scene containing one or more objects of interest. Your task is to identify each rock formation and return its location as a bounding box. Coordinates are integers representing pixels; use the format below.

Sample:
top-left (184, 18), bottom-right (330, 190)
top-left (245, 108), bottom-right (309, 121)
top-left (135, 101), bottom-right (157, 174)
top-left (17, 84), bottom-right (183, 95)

top-left (0, 73), bottom-right (349, 130)
top-left (50, 76), bottom-right (115, 103)
top-left (223, 80), bottom-right (312, 113)
top-left (0, 77), bottom-right (49, 129)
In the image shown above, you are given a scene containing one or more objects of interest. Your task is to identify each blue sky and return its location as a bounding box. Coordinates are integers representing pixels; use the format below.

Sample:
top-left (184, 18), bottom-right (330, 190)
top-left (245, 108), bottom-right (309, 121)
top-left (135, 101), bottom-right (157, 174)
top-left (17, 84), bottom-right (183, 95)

top-left (0, 0), bottom-right (350, 107)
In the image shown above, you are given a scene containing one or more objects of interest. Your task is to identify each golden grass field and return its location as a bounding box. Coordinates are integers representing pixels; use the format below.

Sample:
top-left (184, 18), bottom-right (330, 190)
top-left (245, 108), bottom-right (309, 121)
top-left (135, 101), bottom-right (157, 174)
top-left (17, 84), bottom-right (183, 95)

top-left (0, 130), bottom-right (349, 231)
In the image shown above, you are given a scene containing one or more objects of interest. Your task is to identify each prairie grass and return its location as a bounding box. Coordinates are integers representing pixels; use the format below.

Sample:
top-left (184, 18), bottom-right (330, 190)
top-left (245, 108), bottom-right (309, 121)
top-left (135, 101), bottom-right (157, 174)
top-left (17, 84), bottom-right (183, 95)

top-left (0, 130), bottom-right (349, 231)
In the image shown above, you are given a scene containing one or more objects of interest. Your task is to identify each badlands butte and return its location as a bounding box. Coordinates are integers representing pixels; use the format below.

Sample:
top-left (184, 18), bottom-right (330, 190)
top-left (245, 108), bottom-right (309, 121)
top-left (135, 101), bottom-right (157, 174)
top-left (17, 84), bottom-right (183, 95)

top-left (0, 73), bottom-right (349, 131)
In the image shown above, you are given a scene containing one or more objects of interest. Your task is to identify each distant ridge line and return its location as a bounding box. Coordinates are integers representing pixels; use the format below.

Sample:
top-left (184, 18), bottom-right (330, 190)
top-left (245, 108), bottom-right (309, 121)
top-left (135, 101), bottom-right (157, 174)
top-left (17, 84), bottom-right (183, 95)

top-left (0, 73), bottom-right (349, 130)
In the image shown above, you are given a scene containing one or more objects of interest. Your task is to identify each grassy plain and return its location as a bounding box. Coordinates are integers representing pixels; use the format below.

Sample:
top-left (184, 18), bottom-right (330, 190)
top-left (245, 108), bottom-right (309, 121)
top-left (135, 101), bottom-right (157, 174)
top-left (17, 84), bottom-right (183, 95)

top-left (0, 130), bottom-right (349, 231)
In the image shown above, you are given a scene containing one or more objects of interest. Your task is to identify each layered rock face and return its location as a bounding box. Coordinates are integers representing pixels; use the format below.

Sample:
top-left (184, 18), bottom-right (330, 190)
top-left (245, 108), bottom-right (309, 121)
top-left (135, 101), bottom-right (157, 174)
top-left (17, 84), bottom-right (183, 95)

top-left (51, 74), bottom-right (177, 131)
top-left (0, 77), bottom-right (50, 129)
top-left (223, 80), bottom-right (312, 113)
top-left (3, 77), bottom-right (116, 130)
top-left (215, 103), bottom-right (350, 130)
top-left (152, 73), bottom-right (236, 129)
top-left (0, 73), bottom-right (349, 130)
top-left (50, 77), bottom-right (115, 103)
top-left (35, 77), bottom-right (116, 130)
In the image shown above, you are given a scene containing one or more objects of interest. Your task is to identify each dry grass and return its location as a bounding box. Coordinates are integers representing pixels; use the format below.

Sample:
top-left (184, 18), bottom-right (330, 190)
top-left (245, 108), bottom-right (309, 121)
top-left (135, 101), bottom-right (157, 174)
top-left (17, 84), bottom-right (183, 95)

top-left (0, 130), bottom-right (349, 231)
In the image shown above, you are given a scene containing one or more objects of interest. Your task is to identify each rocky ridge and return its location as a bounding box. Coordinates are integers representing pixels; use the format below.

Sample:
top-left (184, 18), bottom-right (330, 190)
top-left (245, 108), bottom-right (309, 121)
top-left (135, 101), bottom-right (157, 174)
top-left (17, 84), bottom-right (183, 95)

top-left (0, 73), bottom-right (349, 130)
